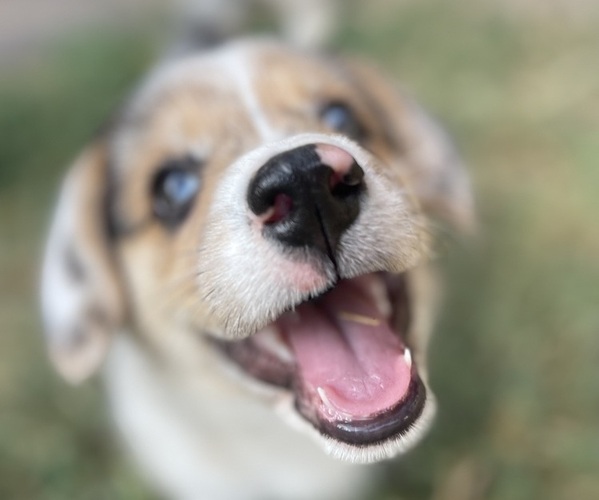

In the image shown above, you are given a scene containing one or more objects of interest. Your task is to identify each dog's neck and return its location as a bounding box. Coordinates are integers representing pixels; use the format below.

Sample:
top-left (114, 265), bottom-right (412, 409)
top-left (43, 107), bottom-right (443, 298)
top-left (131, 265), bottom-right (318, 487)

top-left (104, 331), bottom-right (374, 500)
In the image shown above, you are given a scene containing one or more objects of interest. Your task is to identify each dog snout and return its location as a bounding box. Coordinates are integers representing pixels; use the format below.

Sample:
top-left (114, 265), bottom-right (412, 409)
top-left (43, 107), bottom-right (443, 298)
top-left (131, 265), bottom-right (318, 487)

top-left (247, 143), bottom-right (365, 256)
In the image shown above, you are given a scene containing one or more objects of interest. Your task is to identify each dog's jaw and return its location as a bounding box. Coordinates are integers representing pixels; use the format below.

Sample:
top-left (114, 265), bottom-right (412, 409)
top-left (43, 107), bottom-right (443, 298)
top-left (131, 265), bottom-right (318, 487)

top-left (211, 270), bottom-right (438, 464)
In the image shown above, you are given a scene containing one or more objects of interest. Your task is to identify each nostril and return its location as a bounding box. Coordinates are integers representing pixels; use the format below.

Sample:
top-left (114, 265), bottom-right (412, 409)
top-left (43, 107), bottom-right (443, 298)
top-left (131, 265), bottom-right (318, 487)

top-left (342, 161), bottom-right (364, 187)
top-left (315, 143), bottom-right (364, 195)
top-left (247, 143), bottom-right (365, 255)
top-left (329, 161), bottom-right (364, 191)
top-left (263, 193), bottom-right (293, 224)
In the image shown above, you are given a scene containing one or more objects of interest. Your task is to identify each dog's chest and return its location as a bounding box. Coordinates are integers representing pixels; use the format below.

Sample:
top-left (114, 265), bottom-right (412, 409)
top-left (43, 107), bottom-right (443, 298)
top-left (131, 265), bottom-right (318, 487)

top-left (104, 333), bottom-right (372, 500)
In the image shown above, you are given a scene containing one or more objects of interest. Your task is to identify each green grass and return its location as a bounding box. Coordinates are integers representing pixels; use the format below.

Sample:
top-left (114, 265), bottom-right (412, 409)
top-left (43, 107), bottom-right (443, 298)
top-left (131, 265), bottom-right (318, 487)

top-left (0, 27), bottom-right (158, 500)
top-left (1, 1), bottom-right (598, 498)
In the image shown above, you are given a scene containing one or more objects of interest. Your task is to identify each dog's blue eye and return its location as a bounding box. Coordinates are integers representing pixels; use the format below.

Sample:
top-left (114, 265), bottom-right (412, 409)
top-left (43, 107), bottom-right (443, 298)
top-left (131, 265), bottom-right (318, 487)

top-left (320, 102), bottom-right (365, 140)
top-left (152, 163), bottom-right (200, 227)
top-left (163, 170), bottom-right (199, 204)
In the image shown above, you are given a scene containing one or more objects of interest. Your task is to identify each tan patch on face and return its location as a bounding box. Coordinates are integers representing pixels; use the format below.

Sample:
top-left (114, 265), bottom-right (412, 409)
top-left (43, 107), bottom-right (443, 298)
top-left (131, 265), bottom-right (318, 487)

top-left (110, 75), bottom-right (262, 335)
top-left (249, 46), bottom-right (404, 170)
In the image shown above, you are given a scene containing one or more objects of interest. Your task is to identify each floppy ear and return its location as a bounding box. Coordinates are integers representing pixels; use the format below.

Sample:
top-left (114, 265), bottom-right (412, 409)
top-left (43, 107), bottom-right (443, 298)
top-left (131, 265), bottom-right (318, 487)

top-left (41, 142), bottom-right (125, 384)
top-left (343, 59), bottom-right (476, 234)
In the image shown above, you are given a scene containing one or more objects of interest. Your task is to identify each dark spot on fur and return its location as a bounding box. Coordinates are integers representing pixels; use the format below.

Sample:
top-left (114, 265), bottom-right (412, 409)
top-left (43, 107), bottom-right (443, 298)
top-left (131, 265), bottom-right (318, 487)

top-left (64, 308), bottom-right (109, 351)
top-left (68, 325), bottom-right (88, 350)
top-left (103, 160), bottom-right (120, 241)
top-left (179, 23), bottom-right (229, 50)
top-left (87, 305), bottom-right (110, 329)
top-left (64, 244), bottom-right (86, 283)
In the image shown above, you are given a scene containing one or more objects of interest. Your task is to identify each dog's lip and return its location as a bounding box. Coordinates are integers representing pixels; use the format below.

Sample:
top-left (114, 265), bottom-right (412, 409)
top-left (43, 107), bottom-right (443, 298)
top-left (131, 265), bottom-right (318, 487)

top-left (211, 271), bottom-right (426, 445)
top-left (311, 372), bottom-right (427, 445)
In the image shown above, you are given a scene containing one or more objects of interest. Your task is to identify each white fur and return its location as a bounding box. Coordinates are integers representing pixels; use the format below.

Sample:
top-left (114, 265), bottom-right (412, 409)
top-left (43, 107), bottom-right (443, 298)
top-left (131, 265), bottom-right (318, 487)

top-left (105, 333), bottom-right (373, 500)
top-left (41, 172), bottom-right (83, 344)
top-left (223, 47), bottom-right (280, 141)
top-left (197, 132), bottom-right (427, 337)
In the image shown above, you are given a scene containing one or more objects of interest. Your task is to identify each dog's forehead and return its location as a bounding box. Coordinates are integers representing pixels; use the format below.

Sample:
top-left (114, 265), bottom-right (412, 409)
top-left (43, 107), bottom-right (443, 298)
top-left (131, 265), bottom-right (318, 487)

top-left (112, 42), bottom-right (328, 166)
top-left (110, 40), bottom-right (359, 184)
top-left (134, 41), bottom-right (335, 112)
top-left (122, 39), bottom-right (350, 142)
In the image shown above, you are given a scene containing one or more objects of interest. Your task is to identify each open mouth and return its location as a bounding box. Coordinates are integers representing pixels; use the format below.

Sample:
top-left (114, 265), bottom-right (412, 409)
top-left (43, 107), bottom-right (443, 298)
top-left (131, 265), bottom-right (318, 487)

top-left (212, 271), bottom-right (426, 446)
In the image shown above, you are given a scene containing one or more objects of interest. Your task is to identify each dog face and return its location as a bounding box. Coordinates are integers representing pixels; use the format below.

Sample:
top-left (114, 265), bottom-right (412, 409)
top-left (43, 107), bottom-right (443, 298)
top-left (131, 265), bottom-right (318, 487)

top-left (41, 39), bottom-right (473, 463)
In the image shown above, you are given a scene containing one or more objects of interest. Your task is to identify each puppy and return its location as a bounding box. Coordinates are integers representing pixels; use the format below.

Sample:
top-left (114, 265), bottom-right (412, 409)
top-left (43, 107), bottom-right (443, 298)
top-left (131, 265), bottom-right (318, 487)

top-left (41, 37), bottom-right (474, 500)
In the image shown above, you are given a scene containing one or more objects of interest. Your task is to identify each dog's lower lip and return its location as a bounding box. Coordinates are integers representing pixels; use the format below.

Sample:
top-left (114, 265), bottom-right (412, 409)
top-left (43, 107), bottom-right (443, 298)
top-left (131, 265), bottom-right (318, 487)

top-left (211, 271), bottom-right (426, 444)
top-left (315, 374), bottom-right (426, 445)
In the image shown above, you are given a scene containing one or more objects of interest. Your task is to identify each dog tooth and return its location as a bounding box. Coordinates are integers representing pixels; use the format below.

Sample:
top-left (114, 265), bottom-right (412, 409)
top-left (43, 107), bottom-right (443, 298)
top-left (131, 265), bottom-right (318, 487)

top-left (368, 277), bottom-right (392, 319)
top-left (403, 348), bottom-right (412, 367)
top-left (317, 387), bottom-right (339, 416)
top-left (255, 327), bottom-right (294, 363)
top-left (317, 387), bottom-right (353, 421)
top-left (317, 387), bottom-right (331, 406)
top-left (339, 311), bottom-right (380, 327)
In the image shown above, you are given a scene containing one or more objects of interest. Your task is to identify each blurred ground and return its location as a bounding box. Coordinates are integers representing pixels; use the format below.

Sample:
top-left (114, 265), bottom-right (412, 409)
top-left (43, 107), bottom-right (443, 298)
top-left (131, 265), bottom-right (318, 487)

top-left (0, 0), bottom-right (163, 65)
top-left (0, 1), bottom-right (598, 499)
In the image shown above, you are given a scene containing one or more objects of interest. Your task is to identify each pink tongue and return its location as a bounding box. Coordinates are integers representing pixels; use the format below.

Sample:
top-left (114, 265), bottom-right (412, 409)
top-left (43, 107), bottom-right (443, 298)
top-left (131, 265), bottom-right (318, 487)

top-left (279, 275), bottom-right (411, 421)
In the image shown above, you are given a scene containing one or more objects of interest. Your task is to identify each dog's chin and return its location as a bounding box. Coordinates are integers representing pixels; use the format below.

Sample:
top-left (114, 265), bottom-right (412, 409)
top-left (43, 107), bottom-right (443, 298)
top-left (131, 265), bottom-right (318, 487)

top-left (208, 270), bottom-right (435, 463)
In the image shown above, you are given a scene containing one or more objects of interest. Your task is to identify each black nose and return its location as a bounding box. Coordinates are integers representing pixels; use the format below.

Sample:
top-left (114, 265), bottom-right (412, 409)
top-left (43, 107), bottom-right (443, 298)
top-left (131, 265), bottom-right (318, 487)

top-left (247, 144), bottom-right (365, 257)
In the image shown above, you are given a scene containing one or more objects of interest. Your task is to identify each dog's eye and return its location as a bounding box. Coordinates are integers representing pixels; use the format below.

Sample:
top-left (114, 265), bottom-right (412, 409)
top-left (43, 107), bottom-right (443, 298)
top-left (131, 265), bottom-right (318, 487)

top-left (152, 161), bottom-right (200, 227)
top-left (320, 101), bottom-right (365, 140)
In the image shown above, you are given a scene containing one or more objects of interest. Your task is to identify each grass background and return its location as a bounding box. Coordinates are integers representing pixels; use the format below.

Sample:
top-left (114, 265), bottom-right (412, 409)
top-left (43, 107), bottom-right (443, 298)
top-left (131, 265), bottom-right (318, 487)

top-left (0, 1), bottom-right (598, 498)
